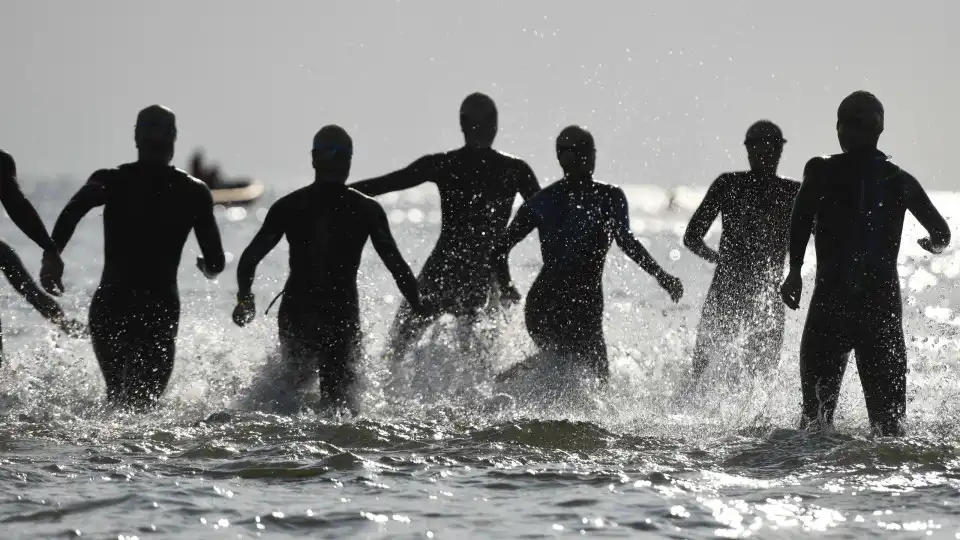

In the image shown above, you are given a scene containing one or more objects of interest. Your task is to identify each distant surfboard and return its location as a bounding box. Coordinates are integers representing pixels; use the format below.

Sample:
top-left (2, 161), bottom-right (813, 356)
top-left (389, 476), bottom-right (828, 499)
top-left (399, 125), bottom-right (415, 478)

top-left (210, 179), bottom-right (265, 206)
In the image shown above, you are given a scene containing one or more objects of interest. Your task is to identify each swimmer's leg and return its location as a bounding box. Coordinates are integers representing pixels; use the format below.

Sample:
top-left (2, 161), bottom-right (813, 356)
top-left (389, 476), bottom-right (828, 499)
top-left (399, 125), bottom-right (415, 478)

top-left (89, 298), bottom-right (126, 404)
top-left (745, 306), bottom-right (786, 377)
top-left (578, 330), bottom-right (609, 385)
top-left (690, 293), bottom-right (734, 380)
top-left (798, 307), bottom-right (851, 431)
top-left (854, 313), bottom-right (907, 437)
top-left (318, 327), bottom-right (361, 414)
top-left (385, 299), bottom-right (438, 367)
top-left (125, 317), bottom-right (177, 410)
top-left (0, 240), bottom-right (73, 331)
top-left (90, 296), bottom-right (178, 410)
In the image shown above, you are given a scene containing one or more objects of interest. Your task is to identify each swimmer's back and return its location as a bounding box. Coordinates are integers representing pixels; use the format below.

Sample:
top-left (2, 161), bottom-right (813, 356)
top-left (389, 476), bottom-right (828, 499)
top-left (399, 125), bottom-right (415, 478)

top-left (714, 172), bottom-right (800, 270)
top-left (807, 150), bottom-right (915, 283)
top-left (428, 147), bottom-right (538, 248)
top-left (273, 183), bottom-right (382, 293)
top-left (98, 162), bottom-right (212, 282)
top-left (526, 179), bottom-right (622, 272)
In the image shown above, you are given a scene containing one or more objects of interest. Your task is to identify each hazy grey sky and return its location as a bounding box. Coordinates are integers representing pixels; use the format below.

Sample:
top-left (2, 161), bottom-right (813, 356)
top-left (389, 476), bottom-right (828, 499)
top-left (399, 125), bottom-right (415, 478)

top-left (2, 0), bottom-right (954, 188)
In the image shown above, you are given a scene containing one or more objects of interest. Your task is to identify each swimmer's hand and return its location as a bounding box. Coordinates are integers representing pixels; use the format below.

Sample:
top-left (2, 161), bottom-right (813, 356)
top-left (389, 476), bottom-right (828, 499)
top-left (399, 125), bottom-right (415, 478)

top-left (780, 269), bottom-right (802, 310)
top-left (57, 318), bottom-right (88, 339)
top-left (499, 283), bottom-right (522, 305)
top-left (657, 272), bottom-right (683, 303)
top-left (918, 237), bottom-right (947, 255)
top-left (196, 256), bottom-right (218, 280)
top-left (232, 293), bottom-right (255, 327)
top-left (40, 250), bottom-right (65, 296)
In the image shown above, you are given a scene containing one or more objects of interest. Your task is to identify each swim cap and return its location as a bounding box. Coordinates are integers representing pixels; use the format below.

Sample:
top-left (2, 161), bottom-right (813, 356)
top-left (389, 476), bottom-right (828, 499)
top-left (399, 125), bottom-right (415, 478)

top-left (837, 91), bottom-right (884, 134)
top-left (134, 105), bottom-right (177, 143)
top-left (556, 125), bottom-right (595, 152)
top-left (460, 93), bottom-right (497, 119)
top-left (311, 125), bottom-right (353, 157)
top-left (744, 120), bottom-right (786, 144)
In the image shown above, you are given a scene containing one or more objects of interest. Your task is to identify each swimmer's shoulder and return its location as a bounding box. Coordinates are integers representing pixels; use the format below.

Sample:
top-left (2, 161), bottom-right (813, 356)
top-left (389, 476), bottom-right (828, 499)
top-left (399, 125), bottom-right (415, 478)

top-left (490, 149), bottom-right (534, 170)
top-left (804, 154), bottom-right (840, 173)
top-left (345, 185), bottom-right (388, 214)
top-left (169, 166), bottom-right (209, 189)
top-left (590, 179), bottom-right (630, 207)
top-left (86, 165), bottom-right (126, 188)
top-left (0, 149), bottom-right (11, 170)
top-left (776, 174), bottom-right (801, 196)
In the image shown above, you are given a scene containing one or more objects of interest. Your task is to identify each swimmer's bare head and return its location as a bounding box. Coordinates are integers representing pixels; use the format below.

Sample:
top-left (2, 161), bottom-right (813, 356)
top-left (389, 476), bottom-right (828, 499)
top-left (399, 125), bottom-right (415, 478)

top-left (556, 125), bottom-right (596, 178)
top-left (460, 93), bottom-right (497, 148)
top-left (311, 125), bottom-right (353, 183)
top-left (744, 120), bottom-right (785, 175)
top-left (134, 105), bottom-right (177, 163)
top-left (837, 91), bottom-right (884, 152)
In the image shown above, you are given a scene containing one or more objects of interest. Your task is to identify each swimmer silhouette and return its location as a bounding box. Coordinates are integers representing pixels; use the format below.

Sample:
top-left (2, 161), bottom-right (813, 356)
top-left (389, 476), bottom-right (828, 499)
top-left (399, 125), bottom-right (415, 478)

top-left (349, 93), bottom-right (540, 373)
top-left (41, 105), bottom-right (226, 410)
top-left (493, 126), bottom-right (683, 381)
top-left (188, 149), bottom-right (222, 189)
top-left (683, 121), bottom-right (799, 384)
top-left (780, 91), bottom-right (951, 436)
top-left (232, 126), bottom-right (423, 413)
top-left (0, 150), bottom-right (85, 364)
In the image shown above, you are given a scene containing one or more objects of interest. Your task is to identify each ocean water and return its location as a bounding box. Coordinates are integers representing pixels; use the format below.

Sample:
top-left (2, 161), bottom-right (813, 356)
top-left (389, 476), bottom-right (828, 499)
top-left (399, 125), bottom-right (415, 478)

top-left (0, 178), bottom-right (959, 539)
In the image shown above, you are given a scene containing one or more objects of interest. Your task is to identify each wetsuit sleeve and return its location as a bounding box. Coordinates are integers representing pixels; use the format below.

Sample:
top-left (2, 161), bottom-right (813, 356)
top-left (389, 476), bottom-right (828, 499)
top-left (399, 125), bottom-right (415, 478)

top-left (193, 184), bottom-right (226, 275)
top-left (0, 152), bottom-right (59, 253)
top-left (517, 161), bottom-right (541, 200)
top-left (50, 170), bottom-right (109, 252)
top-left (905, 173), bottom-right (951, 250)
top-left (367, 200), bottom-right (420, 308)
top-left (682, 175), bottom-right (724, 264)
top-left (350, 155), bottom-right (438, 196)
top-left (493, 202), bottom-right (538, 290)
top-left (236, 199), bottom-right (287, 297)
top-left (787, 158), bottom-right (825, 270)
top-left (610, 187), bottom-right (669, 279)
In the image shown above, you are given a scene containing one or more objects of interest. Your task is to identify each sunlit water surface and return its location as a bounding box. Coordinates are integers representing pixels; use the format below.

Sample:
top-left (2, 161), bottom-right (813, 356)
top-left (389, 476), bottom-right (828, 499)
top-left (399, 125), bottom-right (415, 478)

top-left (1, 180), bottom-right (959, 539)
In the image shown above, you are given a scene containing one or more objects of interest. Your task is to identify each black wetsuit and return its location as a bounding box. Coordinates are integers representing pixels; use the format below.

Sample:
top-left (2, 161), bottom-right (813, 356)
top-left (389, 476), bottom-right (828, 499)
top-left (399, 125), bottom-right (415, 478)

top-left (236, 182), bottom-right (420, 411)
top-left (496, 177), bottom-right (674, 380)
top-left (788, 149), bottom-right (950, 435)
top-left (50, 162), bottom-right (225, 408)
top-left (351, 147), bottom-right (540, 359)
top-left (0, 150), bottom-right (76, 362)
top-left (684, 171), bottom-right (800, 378)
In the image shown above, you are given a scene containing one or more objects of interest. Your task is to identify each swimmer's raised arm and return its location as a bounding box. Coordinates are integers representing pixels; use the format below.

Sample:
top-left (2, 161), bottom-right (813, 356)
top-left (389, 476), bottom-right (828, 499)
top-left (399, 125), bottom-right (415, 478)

top-left (904, 174), bottom-right (951, 254)
top-left (351, 155), bottom-right (438, 197)
top-left (492, 203), bottom-right (537, 300)
top-left (0, 152), bottom-right (58, 254)
top-left (192, 184), bottom-right (225, 279)
top-left (610, 187), bottom-right (683, 302)
top-left (781, 158), bottom-right (824, 309)
top-left (683, 175), bottom-right (724, 264)
top-left (368, 200), bottom-right (421, 311)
